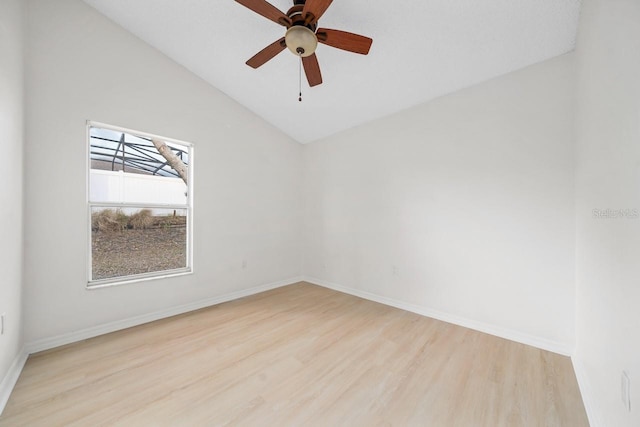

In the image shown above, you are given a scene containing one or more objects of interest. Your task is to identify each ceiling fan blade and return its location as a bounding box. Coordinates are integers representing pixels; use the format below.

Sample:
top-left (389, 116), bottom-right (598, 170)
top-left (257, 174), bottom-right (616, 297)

top-left (235, 0), bottom-right (291, 27)
top-left (246, 38), bottom-right (286, 68)
top-left (316, 29), bottom-right (372, 55)
top-left (302, 0), bottom-right (333, 24)
top-left (302, 54), bottom-right (323, 87)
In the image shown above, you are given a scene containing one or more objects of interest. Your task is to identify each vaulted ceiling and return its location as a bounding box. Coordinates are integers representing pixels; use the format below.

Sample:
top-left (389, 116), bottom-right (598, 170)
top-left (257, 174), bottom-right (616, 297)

top-left (82, 0), bottom-right (581, 143)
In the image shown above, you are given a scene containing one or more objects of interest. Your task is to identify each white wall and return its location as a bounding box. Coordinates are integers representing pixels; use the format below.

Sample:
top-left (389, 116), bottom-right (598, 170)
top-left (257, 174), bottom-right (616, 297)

top-left (23, 0), bottom-right (302, 343)
top-left (0, 0), bottom-right (25, 399)
top-left (574, 0), bottom-right (640, 425)
top-left (18, 2), bottom-right (640, 423)
top-left (303, 54), bottom-right (576, 353)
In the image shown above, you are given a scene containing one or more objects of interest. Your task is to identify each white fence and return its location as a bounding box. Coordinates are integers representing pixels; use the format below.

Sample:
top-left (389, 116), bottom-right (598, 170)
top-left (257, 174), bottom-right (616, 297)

top-left (90, 169), bottom-right (187, 207)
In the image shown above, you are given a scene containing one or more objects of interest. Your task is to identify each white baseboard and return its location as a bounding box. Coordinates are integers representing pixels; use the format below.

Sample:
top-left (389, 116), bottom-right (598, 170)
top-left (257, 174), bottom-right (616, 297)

top-left (572, 356), bottom-right (602, 427)
top-left (303, 276), bottom-right (573, 356)
top-left (25, 276), bottom-right (303, 355)
top-left (0, 346), bottom-right (29, 416)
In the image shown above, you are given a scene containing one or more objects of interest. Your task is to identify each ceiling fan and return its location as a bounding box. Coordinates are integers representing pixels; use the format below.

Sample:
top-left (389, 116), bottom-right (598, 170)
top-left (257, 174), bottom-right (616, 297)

top-left (235, 0), bottom-right (373, 88)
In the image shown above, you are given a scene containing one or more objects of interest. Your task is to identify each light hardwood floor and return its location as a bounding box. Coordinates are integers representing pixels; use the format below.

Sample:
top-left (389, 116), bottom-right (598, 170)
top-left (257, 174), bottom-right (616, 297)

top-left (0, 282), bottom-right (588, 426)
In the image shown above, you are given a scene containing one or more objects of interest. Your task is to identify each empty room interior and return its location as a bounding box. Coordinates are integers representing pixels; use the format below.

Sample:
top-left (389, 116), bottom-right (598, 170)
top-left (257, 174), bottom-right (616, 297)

top-left (1, 0), bottom-right (639, 425)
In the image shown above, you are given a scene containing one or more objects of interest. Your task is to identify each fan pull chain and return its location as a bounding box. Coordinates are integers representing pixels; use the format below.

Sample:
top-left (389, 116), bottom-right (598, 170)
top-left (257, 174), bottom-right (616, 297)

top-left (298, 53), bottom-right (303, 102)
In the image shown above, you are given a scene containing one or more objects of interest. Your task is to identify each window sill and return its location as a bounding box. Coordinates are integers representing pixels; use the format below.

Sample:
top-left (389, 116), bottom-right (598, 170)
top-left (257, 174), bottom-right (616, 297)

top-left (86, 268), bottom-right (192, 290)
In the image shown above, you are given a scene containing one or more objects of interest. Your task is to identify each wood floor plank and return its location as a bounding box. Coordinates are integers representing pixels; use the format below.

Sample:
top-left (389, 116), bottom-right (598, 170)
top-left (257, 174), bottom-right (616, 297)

top-left (0, 282), bottom-right (588, 426)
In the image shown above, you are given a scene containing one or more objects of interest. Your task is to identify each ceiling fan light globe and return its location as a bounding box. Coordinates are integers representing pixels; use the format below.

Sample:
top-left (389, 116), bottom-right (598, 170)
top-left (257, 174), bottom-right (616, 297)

top-left (285, 26), bottom-right (317, 57)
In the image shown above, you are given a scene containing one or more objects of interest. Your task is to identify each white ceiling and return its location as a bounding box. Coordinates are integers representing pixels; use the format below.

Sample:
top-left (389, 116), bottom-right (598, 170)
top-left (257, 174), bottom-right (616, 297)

top-left (82, 0), bottom-right (581, 144)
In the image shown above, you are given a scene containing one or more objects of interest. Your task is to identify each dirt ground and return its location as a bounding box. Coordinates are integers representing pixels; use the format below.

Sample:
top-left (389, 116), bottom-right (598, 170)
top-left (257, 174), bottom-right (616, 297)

top-left (92, 227), bottom-right (186, 280)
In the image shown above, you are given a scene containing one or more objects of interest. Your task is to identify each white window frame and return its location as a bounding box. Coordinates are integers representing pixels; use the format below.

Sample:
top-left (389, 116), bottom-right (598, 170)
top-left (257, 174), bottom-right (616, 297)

top-left (86, 121), bottom-right (194, 289)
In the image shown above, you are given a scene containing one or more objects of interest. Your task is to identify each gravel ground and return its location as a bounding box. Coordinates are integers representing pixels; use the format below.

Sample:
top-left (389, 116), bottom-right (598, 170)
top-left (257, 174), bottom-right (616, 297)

top-left (92, 227), bottom-right (186, 280)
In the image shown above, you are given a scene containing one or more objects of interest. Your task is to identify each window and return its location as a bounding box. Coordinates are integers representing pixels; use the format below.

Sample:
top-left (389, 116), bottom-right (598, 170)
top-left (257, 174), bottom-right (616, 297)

top-left (87, 121), bottom-right (193, 287)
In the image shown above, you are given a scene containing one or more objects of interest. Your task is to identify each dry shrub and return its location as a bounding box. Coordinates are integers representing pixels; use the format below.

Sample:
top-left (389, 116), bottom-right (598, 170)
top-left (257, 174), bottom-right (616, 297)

top-left (115, 210), bottom-right (129, 226)
top-left (129, 209), bottom-right (154, 229)
top-left (92, 209), bottom-right (128, 233)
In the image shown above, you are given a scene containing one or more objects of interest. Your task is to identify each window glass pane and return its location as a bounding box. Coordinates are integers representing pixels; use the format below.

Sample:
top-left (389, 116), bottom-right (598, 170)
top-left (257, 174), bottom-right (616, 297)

top-left (89, 127), bottom-right (189, 205)
top-left (91, 207), bottom-right (187, 281)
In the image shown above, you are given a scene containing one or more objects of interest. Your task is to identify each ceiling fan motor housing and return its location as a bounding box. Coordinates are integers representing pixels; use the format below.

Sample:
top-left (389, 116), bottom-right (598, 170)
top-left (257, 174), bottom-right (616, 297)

top-left (283, 3), bottom-right (319, 57)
